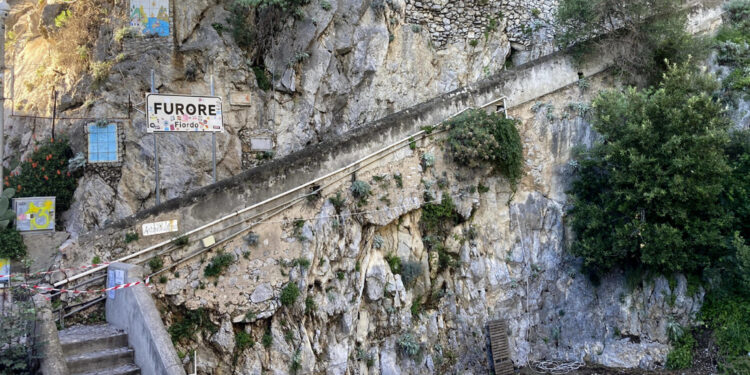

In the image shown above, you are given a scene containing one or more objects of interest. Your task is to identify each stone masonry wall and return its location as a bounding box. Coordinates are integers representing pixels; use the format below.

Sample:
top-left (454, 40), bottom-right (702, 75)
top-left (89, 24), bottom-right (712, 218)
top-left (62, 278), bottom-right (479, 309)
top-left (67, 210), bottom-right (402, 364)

top-left (405, 0), bottom-right (558, 48)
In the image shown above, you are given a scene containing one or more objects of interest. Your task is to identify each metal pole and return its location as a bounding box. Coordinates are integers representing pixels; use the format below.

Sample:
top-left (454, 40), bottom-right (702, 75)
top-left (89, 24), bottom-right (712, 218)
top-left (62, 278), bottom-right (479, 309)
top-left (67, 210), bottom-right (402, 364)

top-left (51, 90), bottom-right (57, 140)
top-left (151, 69), bottom-right (160, 205)
top-left (0, 2), bottom-right (8, 186)
top-left (210, 71), bottom-right (216, 183)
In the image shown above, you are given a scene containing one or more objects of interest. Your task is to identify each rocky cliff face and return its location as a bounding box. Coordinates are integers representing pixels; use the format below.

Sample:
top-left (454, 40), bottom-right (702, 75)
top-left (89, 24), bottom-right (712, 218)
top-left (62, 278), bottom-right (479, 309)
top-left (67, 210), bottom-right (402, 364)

top-left (147, 79), bottom-right (703, 374)
top-left (3, 0), bottom-right (525, 235)
top-left (5, 1), bottom-right (719, 374)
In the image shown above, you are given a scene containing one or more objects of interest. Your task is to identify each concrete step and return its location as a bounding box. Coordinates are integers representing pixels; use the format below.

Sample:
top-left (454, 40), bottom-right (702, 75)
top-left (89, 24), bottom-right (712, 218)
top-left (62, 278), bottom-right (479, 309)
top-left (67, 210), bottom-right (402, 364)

top-left (65, 347), bottom-right (135, 374)
top-left (72, 363), bottom-right (141, 375)
top-left (59, 324), bottom-right (128, 357)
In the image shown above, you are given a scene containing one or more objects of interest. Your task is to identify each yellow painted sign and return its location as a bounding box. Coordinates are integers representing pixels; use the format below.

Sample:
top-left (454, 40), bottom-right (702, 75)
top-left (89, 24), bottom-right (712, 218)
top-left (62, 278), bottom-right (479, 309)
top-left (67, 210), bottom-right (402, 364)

top-left (14, 197), bottom-right (55, 232)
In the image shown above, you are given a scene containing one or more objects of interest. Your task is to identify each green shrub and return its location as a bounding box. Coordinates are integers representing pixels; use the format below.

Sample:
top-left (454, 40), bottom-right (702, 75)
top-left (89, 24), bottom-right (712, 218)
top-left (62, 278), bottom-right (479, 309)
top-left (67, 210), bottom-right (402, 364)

top-left (237, 0), bottom-right (310, 11)
top-left (420, 195), bottom-right (459, 237)
top-left (148, 257), bottom-right (164, 272)
top-left (244, 232), bottom-right (260, 246)
top-left (292, 257), bottom-right (310, 269)
top-left (568, 62), bottom-right (737, 275)
top-left (336, 270), bottom-right (345, 280)
top-left (228, 2), bottom-right (254, 49)
top-left (305, 296), bottom-right (316, 315)
top-left (114, 27), bottom-right (138, 43)
top-left (204, 252), bottom-right (235, 277)
top-left (0, 293), bottom-right (35, 374)
top-left (400, 261), bottom-right (423, 288)
top-left (54, 10), bottom-right (71, 28)
top-left (666, 332), bottom-right (695, 369)
top-left (0, 345), bottom-right (29, 374)
top-left (280, 283), bottom-right (300, 306)
top-left (393, 173), bottom-right (404, 188)
top-left (556, 0), bottom-right (705, 85)
top-left (410, 298), bottom-right (423, 318)
top-left (253, 66), bottom-right (272, 91)
top-left (172, 236), bottom-right (189, 247)
top-left (236, 331), bottom-right (254, 351)
top-left (8, 138), bottom-right (78, 213)
top-left (701, 294), bottom-right (750, 360)
top-left (350, 180), bottom-right (371, 203)
top-left (397, 333), bottom-right (422, 359)
top-left (445, 109), bottom-right (523, 186)
top-left (91, 61), bottom-right (112, 88)
top-left (320, 0), bottom-right (332, 10)
top-left (262, 330), bottom-right (273, 348)
top-left (290, 350), bottom-right (302, 374)
top-left (421, 153), bottom-right (435, 169)
top-left (469, 39), bottom-right (479, 47)
top-left (0, 228), bottom-right (26, 260)
top-left (168, 308), bottom-right (217, 343)
top-left (124, 232), bottom-right (139, 243)
top-left (328, 191), bottom-right (346, 213)
top-left (212, 23), bottom-right (225, 36)
top-left (292, 219), bottom-right (307, 241)
top-left (384, 253), bottom-right (402, 274)
top-left (0, 188), bottom-right (16, 229)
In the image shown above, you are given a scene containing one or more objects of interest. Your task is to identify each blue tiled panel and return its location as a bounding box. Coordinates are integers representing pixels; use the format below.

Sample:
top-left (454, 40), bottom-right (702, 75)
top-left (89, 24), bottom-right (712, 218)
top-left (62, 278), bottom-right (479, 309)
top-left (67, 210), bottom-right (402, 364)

top-left (88, 124), bottom-right (118, 163)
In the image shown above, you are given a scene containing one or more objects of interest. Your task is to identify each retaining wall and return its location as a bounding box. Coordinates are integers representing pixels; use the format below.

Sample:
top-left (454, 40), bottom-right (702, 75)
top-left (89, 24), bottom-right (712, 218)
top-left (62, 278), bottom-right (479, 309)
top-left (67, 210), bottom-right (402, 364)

top-left (106, 263), bottom-right (186, 375)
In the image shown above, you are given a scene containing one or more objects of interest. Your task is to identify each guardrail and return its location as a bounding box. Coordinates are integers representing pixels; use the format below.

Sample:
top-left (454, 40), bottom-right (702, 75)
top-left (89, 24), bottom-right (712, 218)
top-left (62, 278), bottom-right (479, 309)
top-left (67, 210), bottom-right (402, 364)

top-left (45, 96), bottom-right (507, 322)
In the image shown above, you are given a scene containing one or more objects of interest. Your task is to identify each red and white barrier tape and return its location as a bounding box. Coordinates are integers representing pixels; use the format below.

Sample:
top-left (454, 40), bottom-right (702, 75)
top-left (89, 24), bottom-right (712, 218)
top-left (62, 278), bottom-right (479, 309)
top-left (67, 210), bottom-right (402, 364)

top-left (0, 263), bottom-right (112, 279)
top-left (20, 277), bottom-right (150, 295)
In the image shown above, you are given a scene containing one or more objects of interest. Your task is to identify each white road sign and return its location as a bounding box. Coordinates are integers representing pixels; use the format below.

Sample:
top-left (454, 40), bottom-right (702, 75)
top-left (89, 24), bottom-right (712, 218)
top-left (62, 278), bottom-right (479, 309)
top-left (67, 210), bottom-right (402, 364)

top-left (142, 219), bottom-right (179, 236)
top-left (146, 94), bottom-right (224, 133)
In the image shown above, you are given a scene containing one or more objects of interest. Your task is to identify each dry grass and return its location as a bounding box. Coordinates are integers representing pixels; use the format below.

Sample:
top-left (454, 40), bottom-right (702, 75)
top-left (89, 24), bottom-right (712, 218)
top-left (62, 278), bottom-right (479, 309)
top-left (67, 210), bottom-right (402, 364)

top-left (51, 0), bottom-right (125, 76)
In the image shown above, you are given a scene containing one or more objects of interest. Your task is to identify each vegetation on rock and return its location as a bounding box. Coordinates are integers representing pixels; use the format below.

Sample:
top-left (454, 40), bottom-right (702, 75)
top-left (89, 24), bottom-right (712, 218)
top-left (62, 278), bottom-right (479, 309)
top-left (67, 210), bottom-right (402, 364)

top-left (204, 252), bottom-right (235, 277)
top-left (7, 138), bottom-right (78, 214)
top-left (569, 62), bottom-right (738, 275)
top-left (445, 110), bottom-right (523, 186)
top-left (556, 0), bottom-right (706, 85)
top-left (168, 308), bottom-right (217, 343)
top-left (280, 283), bottom-right (300, 306)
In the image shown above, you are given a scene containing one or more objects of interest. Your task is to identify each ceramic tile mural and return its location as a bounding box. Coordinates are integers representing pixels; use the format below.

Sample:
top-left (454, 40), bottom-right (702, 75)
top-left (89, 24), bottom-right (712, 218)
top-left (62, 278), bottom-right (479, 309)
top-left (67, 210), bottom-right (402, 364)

top-left (129, 0), bottom-right (170, 37)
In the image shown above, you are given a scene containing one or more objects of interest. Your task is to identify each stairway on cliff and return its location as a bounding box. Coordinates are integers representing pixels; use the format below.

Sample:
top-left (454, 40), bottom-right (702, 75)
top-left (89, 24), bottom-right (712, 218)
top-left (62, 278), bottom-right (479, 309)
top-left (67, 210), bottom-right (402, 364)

top-left (58, 324), bottom-right (141, 375)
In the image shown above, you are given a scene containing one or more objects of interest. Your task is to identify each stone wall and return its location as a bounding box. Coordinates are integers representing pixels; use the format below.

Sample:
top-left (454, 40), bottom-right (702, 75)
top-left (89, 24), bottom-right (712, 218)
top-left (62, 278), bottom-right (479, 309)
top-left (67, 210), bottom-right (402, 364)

top-left (405, 0), bottom-right (558, 48)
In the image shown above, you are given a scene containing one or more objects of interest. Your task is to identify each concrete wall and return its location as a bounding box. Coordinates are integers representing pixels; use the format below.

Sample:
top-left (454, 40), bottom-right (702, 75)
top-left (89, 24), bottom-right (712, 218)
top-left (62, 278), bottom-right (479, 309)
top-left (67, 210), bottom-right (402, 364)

top-left (106, 263), bottom-right (185, 375)
top-left (33, 294), bottom-right (68, 375)
top-left (59, 0), bottom-right (724, 275)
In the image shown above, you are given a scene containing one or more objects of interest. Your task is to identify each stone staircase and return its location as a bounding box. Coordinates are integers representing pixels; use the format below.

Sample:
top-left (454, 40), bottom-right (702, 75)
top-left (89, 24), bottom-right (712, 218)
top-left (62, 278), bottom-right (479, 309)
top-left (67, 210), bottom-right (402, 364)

top-left (58, 324), bottom-right (141, 375)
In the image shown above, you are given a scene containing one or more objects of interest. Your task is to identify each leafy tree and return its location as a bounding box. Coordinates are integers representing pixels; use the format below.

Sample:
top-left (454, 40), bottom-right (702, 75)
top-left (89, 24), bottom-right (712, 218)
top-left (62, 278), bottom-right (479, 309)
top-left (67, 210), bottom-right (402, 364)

top-left (569, 62), bottom-right (739, 275)
top-left (556, 0), bottom-right (705, 85)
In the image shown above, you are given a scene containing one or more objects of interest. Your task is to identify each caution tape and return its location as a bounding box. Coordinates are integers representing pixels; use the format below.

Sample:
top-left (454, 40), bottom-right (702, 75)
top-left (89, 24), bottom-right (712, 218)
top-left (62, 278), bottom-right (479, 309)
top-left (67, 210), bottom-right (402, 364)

top-left (0, 263), bottom-right (111, 279)
top-left (20, 277), bottom-right (150, 295)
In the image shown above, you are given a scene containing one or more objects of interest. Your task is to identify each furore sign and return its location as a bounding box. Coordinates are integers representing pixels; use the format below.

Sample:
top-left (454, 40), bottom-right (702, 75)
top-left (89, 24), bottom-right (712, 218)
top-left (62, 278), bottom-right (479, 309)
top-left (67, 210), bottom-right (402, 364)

top-left (146, 94), bottom-right (224, 133)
